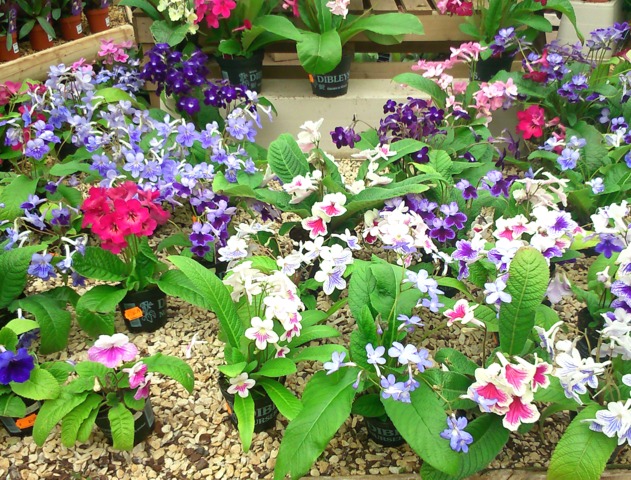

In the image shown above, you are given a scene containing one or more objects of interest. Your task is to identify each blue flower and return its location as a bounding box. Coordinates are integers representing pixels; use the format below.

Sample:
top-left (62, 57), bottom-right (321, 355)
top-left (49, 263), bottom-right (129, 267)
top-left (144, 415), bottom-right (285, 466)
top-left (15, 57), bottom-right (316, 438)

top-left (440, 415), bottom-right (474, 453)
top-left (27, 253), bottom-right (57, 281)
top-left (557, 147), bottom-right (580, 171)
top-left (323, 351), bottom-right (347, 375)
top-left (0, 348), bottom-right (35, 385)
top-left (366, 344), bottom-right (386, 366)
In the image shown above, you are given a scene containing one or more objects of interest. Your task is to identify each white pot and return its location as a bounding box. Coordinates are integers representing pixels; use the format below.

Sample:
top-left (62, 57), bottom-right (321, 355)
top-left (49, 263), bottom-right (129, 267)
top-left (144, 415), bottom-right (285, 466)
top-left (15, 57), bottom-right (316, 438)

top-left (557, 0), bottom-right (625, 56)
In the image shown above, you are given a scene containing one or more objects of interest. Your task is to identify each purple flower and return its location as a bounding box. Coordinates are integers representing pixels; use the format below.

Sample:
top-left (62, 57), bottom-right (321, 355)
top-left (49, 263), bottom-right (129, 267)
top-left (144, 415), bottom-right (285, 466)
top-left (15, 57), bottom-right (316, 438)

top-left (20, 194), bottom-right (45, 211)
top-left (366, 344), bottom-right (386, 365)
top-left (416, 348), bottom-right (432, 372)
top-left (330, 126), bottom-right (360, 149)
top-left (455, 179), bottom-right (478, 200)
top-left (388, 342), bottom-right (421, 365)
top-left (484, 277), bottom-right (511, 304)
top-left (440, 415), bottom-right (474, 453)
top-left (611, 279), bottom-right (631, 302)
top-left (50, 207), bottom-right (70, 226)
top-left (0, 348), bottom-right (35, 384)
top-left (595, 233), bottom-right (625, 258)
top-left (430, 217), bottom-right (456, 243)
top-left (453, 240), bottom-right (479, 262)
top-left (177, 96), bottom-right (200, 116)
top-left (24, 138), bottom-right (50, 160)
top-left (27, 253), bottom-right (56, 281)
top-left (557, 147), bottom-right (580, 171)
top-left (440, 202), bottom-right (467, 229)
top-left (324, 351), bottom-right (347, 375)
top-left (380, 374), bottom-right (410, 402)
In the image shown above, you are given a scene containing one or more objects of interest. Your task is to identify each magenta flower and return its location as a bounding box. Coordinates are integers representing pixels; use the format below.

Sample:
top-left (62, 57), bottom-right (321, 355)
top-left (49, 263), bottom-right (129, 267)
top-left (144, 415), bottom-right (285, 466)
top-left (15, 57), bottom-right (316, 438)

top-left (134, 375), bottom-right (152, 400)
top-left (88, 334), bottom-right (138, 368)
top-left (123, 362), bottom-right (148, 389)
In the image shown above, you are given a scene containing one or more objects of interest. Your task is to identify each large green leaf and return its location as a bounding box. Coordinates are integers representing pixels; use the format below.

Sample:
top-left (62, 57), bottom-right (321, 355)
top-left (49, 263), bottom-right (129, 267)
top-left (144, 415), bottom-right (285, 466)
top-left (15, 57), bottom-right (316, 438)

top-left (392, 73), bottom-right (448, 108)
top-left (548, 404), bottom-right (618, 480)
top-left (290, 344), bottom-right (347, 363)
top-left (287, 325), bottom-right (340, 348)
top-left (341, 182), bottom-right (429, 220)
top-left (297, 30), bottom-right (342, 75)
top-left (33, 392), bottom-right (90, 445)
top-left (60, 393), bottom-right (102, 447)
top-left (17, 295), bottom-right (72, 354)
top-left (0, 395), bottom-right (26, 417)
top-left (157, 269), bottom-right (207, 309)
top-left (420, 370), bottom-right (474, 409)
top-left (0, 175), bottom-right (38, 222)
top-left (266, 134), bottom-right (310, 184)
top-left (339, 13), bottom-right (424, 44)
top-left (75, 285), bottom-right (127, 337)
top-left (254, 358), bottom-right (297, 378)
top-left (11, 367), bottom-right (61, 400)
top-left (258, 378), bottom-right (302, 421)
top-left (143, 353), bottom-right (195, 394)
top-left (168, 256), bottom-right (243, 349)
top-left (108, 402), bottom-right (135, 451)
top-left (434, 348), bottom-right (478, 376)
top-left (234, 394), bottom-right (255, 452)
top-left (274, 369), bottom-right (358, 480)
top-left (0, 245), bottom-right (42, 309)
top-left (119, 0), bottom-right (161, 20)
top-left (419, 414), bottom-right (510, 480)
top-left (347, 261), bottom-right (375, 321)
top-left (499, 248), bottom-right (549, 355)
top-left (384, 382), bottom-right (462, 476)
top-left (72, 246), bottom-right (128, 282)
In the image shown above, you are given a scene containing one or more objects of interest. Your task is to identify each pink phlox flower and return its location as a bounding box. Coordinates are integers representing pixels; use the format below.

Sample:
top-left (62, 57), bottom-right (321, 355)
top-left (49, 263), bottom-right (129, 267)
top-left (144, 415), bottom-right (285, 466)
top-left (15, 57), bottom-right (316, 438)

top-left (87, 333), bottom-right (138, 368)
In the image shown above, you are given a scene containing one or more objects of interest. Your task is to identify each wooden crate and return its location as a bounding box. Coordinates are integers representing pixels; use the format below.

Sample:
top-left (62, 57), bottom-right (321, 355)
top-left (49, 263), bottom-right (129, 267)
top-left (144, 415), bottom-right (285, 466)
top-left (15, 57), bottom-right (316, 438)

top-left (0, 25), bottom-right (135, 84)
top-left (132, 1), bottom-right (473, 107)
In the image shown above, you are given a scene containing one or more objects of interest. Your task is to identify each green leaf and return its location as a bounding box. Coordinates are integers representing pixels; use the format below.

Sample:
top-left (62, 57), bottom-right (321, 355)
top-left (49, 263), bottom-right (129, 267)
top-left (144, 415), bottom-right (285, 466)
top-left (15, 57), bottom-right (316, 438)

top-left (0, 174), bottom-right (38, 222)
top-left (0, 327), bottom-right (18, 351)
top-left (254, 358), bottom-right (297, 378)
top-left (385, 382), bottom-right (462, 476)
top-left (108, 402), bottom-right (135, 451)
top-left (72, 246), bottom-right (128, 282)
top-left (419, 415), bottom-right (509, 480)
top-left (75, 361), bottom-right (109, 380)
top-left (392, 73), bottom-right (448, 108)
top-left (351, 393), bottom-right (385, 418)
top-left (291, 344), bottom-right (347, 363)
top-left (119, 0), bottom-right (161, 20)
top-left (93, 87), bottom-right (136, 106)
top-left (499, 248), bottom-right (549, 355)
top-left (0, 395), bottom-right (26, 417)
top-left (33, 392), bottom-right (90, 445)
top-left (48, 160), bottom-right (92, 177)
top-left (296, 29), bottom-right (341, 75)
top-left (258, 378), bottom-right (302, 421)
top-left (266, 133), bottom-right (310, 184)
top-left (11, 367), bottom-right (61, 400)
top-left (0, 245), bottom-right (43, 309)
top-left (158, 269), bottom-right (207, 309)
top-left (75, 285), bottom-right (127, 337)
top-left (274, 369), bottom-right (358, 480)
top-left (234, 394), bottom-right (255, 452)
top-left (17, 295), bottom-right (72, 354)
top-left (348, 261), bottom-right (375, 321)
top-left (3, 318), bottom-right (39, 336)
top-left (548, 403), bottom-right (618, 480)
top-left (143, 353), bottom-right (195, 394)
top-left (39, 361), bottom-right (74, 384)
top-left (218, 362), bottom-right (247, 378)
top-left (287, 325), bottom-right (340, 348)
top-left (341, 182), bottom-right (429, 220)
top-left (434, 348), bottom-right (479, 376)
top-left (76, 402), bottom-right (100, 443)
top-left (168, 256), bottom-right (243, 349)
top-left (61, 394), bottom-right (103, 447)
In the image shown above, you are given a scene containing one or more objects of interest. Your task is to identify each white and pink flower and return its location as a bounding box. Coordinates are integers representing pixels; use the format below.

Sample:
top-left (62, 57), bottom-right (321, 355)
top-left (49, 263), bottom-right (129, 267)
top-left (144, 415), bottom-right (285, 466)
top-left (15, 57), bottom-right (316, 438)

top-left (245, 316), bottom-right (280, 350)
top-left (87, 333), bottom-right (138, 369)
top-left (312, 192), bottom-right (347, 220)
top-left (443, 299), bottom-right (482, 327)
top-left (227, 373), bottom-right (256, 398)
top-left (302, 215), bottom-right (328, 239)
top-left (123, 362), bottom-right (148, 389)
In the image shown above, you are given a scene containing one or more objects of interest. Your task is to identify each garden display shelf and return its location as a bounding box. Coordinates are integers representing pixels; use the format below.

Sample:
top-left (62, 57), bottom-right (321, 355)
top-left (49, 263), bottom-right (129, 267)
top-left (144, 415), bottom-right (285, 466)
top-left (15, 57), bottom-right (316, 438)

top-left (0, 25), bottom-right (134, 84)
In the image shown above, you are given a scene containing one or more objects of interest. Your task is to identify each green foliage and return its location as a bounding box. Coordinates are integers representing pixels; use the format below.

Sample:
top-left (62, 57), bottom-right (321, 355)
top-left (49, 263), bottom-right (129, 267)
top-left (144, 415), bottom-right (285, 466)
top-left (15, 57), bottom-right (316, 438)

top-left (234, 394), bottom-right (255, 452)
top-left (33, 392), bottom-right (90, 445)
top-left (274, 369), bottom-right (358, 480)
top-left (143, 353), bottom-right (195, 394)
top-left (548, 404), bottom-right (618, 480)
top-left (290, 344), bottom-right (347, 363)
top-left (0, 394), bottom-right (26, 417)
top-left (17, 295), bottom-right (72, 354)
top-left (267, 134), bottom-right (311, 184)
top-left (434, 349), bottom-right (478, 376)
top-left (10, 367), bottom-right (61, 401)
top-left (253, 358), bottom-right (297, 378)
top-left (75, 286), bottom-right (127, 337)
top-left (0, 245), bottom-right (42, 309)
top-left (258, 378), bottom-right (302, 421)
top-left (60, 394), bottom-right (102, 447)
top-left (499, 248), bottom-right (549, 354)
top-left (0, 172), bottom-right (38, 222)
top-left (108, 402), bottom-right (135, 451)
top-left (351, 393), bottom-right (385, 418)
top-left (72, 246), bottom-right (128, 282)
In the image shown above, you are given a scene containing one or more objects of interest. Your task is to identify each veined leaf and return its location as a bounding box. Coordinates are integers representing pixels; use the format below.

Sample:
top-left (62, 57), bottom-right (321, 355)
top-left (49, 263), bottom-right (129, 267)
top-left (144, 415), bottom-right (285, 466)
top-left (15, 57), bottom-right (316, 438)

top-left (108, 402), bottom-right (135, 451)
top-left (267, 133), bottom-right (310, 184)
top-left (258, 378), bottom-right (302, 421)
top-left (234, 394), bottom-right (255, 452)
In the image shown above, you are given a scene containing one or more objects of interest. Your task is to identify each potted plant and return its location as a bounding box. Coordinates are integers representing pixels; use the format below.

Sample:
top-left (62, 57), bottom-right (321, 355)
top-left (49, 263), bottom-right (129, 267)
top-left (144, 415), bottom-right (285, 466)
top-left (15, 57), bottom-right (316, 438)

top-left (119, 0), bottom-right (196, 47)
top-left (72, 181), bottom-right (171, 333)
top-left (193, 0), bottom-right (302, 92)
top-left (437, 0), bottom-right (579, 80)
top-left (0, 1), bottom-right (19, 61)
top-left (52, 0), bottom-right (83, 40)
top-left (32, 333), bottom-right (195, 450)
top-left (84, 0), bottom-right (110, 32)
top-left (158, 253), bottom-right (345, 451)
top-left (260, 0), bottom-right (425, 97)
top-left (16, 0), bottom-right (57, 51)
top-left (0, 322), bottom-right (64, 437)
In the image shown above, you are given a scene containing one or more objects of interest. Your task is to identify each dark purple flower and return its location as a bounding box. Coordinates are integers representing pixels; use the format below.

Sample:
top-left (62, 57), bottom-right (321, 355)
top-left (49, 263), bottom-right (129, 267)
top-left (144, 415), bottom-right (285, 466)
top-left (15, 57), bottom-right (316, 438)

top-left (440, 202), bottom-right (467, 229)
top-left (429, 218), bottom-right (456, 243)
top-left (383, 99), bottom-right (397, 113)
top-left (412, 147), bottom-right (429, 163)
top-left (453, 240), bottom-right (478, 262)
top-left (177, 96), bottom-right (200, 116)
top-left (455, 179), bottom-right (478, 200)
top-left (0, 348), bottom-right (35, 384)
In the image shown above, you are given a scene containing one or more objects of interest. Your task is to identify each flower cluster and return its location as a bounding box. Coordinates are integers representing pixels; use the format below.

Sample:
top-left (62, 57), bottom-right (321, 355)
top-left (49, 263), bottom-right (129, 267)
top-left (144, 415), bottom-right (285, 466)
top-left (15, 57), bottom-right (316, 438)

top-left (194, 0), bottom-right (236, 28)
top-left (158, 0), bottom-right (198, 33)
top-left (553, 343), bottom-right (610, 403)
top-left (82, 182), bottom-right (170, 253)
top-left (436, 0), bottom-right (472, 16)
top-left (465, 353), bottom-right (552, 431)
top-left (600, 308), bottom-right (631, 360)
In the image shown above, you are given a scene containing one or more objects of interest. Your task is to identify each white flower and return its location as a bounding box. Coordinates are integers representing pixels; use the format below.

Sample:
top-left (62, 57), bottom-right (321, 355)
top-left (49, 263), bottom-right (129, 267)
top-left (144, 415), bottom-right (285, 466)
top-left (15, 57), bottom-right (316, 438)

top-left (227, 373), bottom-right (256, 398)
top-left (244, 317), bottom-right (279, 350)
top-left (297, 118), bottom-right (323, 152)
top-left (217, 236), bottom-right (249, 262)
top-left (314, 261), bottom-right (346, 295)
top-left (325, 0), bottom-right (350, 18)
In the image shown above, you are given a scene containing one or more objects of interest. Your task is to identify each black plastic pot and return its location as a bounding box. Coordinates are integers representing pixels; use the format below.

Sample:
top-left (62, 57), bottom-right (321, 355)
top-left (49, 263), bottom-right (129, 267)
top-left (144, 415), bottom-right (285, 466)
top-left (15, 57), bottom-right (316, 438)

top-left (219, 376), bottom-right (279, 432)
top-left (95, 398), bottom-right (155, 446)
top-left (309, 52), bottom-right (353, 98)
top-left (195, 256), bottom-right (227, 279)
top-left (0, 399), bottom-right (41, 437)
top-left (364, 415), bottom-right (405, 447)
top-left (118, 286), bottom-right (168, 333)
top-left (216, 50), bottom-right (264, 92)
top-left (576, 307), bottom-right (602, 358)
top-left (472, 54), bottom-right (513, 82)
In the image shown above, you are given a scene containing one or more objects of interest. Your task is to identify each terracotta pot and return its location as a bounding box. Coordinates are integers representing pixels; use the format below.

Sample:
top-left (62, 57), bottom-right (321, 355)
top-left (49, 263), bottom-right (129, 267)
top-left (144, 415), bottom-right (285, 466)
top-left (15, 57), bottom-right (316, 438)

top-left (85, 7), bottom-right (110, 33)
top-left (29, 24), bottom-right (54, 52)
top-left (59, 14), bottom-right (84, 41)
top-left (0, 32), bottom-right (19, 61)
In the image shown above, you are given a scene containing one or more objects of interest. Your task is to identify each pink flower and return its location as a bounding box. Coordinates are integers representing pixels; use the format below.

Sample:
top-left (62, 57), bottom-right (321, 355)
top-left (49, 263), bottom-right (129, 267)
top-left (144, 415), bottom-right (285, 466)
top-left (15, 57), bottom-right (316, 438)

top-left (133, 374), bottom-right (152, 400)
top-left (444, 299), bottom-right (482, 327)
top-left (211, 0), bottom-right (236, 18)
top-left (88, 334), bottom-right (138, 368)
top-left (326, 0), bottom-right (350, 18)
top-left (313, 193), bottom-right (347, 219)
top-left (302, 216), bottom-right (328, 239)
top-left (227, 373), bottom-right (256, 398)
top-left (282, 0), bottom-right (299, 17)
top-left (123, 362), bottom-right (148, 389)
top-left (516, 105), bottom-right (545, 140)
top-left (502, 395), bottom-right (540, 431)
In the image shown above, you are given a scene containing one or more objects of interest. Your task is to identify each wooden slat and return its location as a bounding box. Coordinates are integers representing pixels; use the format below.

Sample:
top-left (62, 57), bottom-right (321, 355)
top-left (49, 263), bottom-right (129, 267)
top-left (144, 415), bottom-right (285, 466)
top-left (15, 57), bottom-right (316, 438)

top-left (369, 0), bottom-right (401, 13)
top-left (0, 25), bottom-right (134, 83)
top-left (132, 10), bottom-right (154, 45)
top-left (398, 0), bottom-right (435, 14)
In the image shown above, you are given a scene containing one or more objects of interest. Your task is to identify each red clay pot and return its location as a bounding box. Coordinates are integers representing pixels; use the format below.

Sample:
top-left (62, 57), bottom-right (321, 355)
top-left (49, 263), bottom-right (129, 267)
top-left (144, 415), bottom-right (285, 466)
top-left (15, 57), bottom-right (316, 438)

top-left (29, 24), bottom-right (54, 51)
top-left (0, 32), bottom-right (19, 61)
top-left (85, 7), bottom-right (110, 33)
top-left (59, 14), bottom-right (84, 40)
